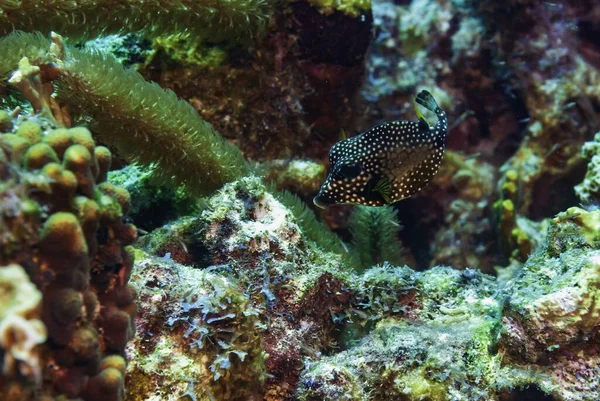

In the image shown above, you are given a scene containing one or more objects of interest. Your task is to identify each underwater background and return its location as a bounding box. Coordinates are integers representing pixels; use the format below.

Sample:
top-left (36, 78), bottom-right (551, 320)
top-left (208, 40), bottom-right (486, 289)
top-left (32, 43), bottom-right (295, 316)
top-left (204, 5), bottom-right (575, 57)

top-left (1, 0), bottom-right (599, 400)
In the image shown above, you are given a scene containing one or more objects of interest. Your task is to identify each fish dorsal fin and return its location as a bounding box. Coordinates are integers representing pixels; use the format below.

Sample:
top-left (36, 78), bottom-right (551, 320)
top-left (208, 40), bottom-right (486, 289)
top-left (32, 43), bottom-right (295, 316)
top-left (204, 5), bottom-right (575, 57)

top-left (373, 177), bottom-right (392, 204)
top-left (340, 128), bottom-right (347, 140)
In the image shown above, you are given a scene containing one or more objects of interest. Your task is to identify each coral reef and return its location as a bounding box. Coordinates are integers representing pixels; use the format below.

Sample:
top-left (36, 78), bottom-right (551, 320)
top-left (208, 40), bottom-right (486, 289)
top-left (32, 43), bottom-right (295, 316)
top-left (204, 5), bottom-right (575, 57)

top-left (137, 0), bottom-right (373, 164)
top-left (349, 0), bottom-right (600, 272)
top-left (498, 207), bottom-right (600, 401)
top-left (298, 317), bottom-right (501, 401)
top-left (2, 0), bottom-right (600, 400)
top-left (0, 115), bottom-right (136, 400)
top-left (298, 209), bottom-right (600, 401)
top-left (131, 176), bottom-right (600, 401)
top-left (481, 0), bottom-right (600, 219)
top-left (130, 176), bottom-right (351, 400)
top-left (297, 264), bottom-right (504, 401)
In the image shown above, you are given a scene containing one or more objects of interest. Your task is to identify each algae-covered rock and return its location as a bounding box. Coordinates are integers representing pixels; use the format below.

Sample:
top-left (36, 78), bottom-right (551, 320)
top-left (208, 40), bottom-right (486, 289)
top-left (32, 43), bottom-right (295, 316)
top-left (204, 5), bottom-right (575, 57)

top-left (498, 207), bottom-right (600, 401)
top-left (298, 265), bottom-right (503, 401)
top-left (126, 252), bottom-right (267, 401)
top-left (575, 132), bottom-right (600, 205)
top-left (502, 207), bottom-right (600, 358)
top-left (134, 176), bottom-right (354, 399)
top-left (108, 164), bottom-right (199, 232)
top-left (131, 174), bottom-right (600, 401)
top-left (297, 207), bottom-right (600, 401)
top-left (299, 318), bottom-right (500, 401)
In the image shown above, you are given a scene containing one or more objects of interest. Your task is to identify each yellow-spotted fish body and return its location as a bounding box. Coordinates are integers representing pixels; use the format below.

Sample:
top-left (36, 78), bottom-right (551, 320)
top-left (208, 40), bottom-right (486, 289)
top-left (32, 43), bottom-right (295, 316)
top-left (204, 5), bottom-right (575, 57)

top-left (313, 90), bottom-right (448, 208)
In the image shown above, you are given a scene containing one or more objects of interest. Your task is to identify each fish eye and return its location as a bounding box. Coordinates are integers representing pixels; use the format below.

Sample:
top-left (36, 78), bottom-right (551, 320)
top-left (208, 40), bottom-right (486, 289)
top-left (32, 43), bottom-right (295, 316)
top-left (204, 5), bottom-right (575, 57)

top-left (336, 162), bottom-right (362, 179)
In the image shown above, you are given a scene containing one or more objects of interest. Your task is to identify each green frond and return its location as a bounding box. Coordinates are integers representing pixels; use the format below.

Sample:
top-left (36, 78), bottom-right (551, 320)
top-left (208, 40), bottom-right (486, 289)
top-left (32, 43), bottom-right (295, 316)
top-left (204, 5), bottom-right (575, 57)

top-left (60, 46), bottom-right (249, 193)
top-left (0, 0), bottom-right (273, 42)
top-left (348, 205), bottom-right (404, 271)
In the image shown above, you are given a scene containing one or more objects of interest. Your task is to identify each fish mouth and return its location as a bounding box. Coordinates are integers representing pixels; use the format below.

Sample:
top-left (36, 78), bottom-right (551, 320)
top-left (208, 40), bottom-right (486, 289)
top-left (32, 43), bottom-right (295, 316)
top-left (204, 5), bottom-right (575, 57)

top-left (313, 194), bottom-right (332, 209)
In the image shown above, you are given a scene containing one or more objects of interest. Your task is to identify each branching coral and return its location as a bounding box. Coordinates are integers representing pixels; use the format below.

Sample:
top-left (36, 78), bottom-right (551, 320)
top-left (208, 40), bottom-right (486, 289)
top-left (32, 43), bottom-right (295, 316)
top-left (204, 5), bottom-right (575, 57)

top-left (0, 0), bottom-right (272, 42)
top-left (0, 32), bottom-right (249, 194)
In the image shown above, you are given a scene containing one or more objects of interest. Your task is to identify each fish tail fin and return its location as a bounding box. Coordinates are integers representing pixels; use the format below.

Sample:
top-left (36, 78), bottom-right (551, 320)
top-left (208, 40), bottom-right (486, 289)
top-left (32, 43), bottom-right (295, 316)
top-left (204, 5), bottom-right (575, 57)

top-left (415, 90), bottom-right (440, 114)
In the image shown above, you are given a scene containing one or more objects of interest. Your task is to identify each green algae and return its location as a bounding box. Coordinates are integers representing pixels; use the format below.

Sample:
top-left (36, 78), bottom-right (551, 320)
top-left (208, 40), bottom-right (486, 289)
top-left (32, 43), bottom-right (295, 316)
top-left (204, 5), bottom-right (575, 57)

top-left (307, 0), bottom-right (371, 17)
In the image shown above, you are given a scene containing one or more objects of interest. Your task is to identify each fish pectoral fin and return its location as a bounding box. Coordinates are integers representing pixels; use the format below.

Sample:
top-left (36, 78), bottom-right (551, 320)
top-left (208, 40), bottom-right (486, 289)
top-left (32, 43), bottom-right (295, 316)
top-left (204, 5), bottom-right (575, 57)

top-left (373, 178), bottom-right (393, 204)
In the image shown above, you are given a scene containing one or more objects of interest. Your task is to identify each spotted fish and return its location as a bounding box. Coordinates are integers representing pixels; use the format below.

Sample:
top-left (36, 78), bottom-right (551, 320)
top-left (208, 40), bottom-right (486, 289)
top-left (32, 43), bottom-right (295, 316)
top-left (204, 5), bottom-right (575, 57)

top-left (313, 90), bottom-right (448, 208)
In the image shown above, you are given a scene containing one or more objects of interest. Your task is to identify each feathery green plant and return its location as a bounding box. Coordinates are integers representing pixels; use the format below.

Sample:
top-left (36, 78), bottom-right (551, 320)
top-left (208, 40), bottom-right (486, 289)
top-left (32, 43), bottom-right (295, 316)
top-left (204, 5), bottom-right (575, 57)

top-left (0, 32), bottom-right (249, 194)
top-left (0, 0), bottom-right (272, 42)
top-left (348, 205), bottom-right (404, 271)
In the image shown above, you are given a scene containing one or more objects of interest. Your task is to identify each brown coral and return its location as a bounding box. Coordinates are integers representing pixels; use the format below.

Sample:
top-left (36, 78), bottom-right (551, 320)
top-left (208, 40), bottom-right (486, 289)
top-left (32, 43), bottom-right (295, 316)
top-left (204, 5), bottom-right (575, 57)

top-left (0, 116), bottom-right (136, 401)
